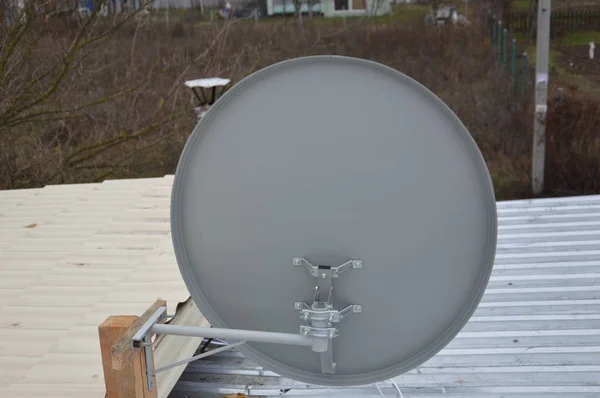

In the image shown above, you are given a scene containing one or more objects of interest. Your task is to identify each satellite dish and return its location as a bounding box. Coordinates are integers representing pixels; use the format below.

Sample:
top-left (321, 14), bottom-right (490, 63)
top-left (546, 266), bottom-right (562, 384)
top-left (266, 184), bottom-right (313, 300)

top-left (171, 56), bottom-right (497, 386)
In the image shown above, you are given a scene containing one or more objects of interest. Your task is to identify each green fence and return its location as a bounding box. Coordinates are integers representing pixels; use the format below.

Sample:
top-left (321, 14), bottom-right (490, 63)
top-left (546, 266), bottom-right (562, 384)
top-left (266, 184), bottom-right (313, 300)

top-left (509, 10), bottom-right (600, 35)
top-left (489, 16), bottom-right (529, 95)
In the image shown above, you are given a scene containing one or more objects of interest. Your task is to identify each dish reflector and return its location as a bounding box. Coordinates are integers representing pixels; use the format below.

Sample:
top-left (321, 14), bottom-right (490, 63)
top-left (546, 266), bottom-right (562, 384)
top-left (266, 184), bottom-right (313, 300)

top-left (171, 56), bottom-right (497, 386)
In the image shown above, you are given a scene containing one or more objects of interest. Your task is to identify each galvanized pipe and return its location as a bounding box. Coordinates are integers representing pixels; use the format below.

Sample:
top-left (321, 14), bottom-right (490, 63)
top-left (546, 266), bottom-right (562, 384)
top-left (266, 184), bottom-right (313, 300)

top-left (150, 324), bottom-right (314, 347)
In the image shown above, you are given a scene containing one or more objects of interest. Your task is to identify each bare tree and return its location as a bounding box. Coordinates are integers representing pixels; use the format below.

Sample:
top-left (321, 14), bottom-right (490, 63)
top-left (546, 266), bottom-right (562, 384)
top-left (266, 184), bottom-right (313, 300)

top-left (430, 0), bottom-right (440, 16)
top-left (293, 0), bottom-right (303, 24)
top-left (369, 0), bottom-right (384, 16)
top-left (0, 0), bottom-right (228, 188)
top-left (501, 0), bottom-right (511, 29)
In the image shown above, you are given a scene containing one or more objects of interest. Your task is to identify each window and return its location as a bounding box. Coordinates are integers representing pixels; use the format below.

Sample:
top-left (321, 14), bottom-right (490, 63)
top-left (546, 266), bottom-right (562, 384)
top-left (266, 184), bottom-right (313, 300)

top-left (334, 0), bottom-right (347, 10)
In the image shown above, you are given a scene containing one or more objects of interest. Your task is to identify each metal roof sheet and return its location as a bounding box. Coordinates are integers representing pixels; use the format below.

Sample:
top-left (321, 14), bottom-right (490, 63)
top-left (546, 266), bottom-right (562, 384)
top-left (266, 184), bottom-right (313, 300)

top-left (170, 194), bottom-right (600, 397)
top-left (2, 178), bottom-right (600, 397)
top-left (0, 176), bottom-right (192, 398)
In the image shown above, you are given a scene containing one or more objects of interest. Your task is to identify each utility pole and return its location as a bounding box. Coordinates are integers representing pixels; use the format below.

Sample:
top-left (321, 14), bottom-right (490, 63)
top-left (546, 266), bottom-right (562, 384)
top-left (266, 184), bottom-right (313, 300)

top-left (531, 0), bottom-right (551, 195)
top-left (166, 0), bottom-right (170, 28)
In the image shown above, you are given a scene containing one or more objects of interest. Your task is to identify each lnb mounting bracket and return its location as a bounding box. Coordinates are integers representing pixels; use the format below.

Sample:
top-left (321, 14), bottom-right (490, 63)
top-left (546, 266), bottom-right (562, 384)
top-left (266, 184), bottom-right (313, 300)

top-left (292, 257), bottom-right (363, 375)
top-left (293, 257), bottom-right (362, 278)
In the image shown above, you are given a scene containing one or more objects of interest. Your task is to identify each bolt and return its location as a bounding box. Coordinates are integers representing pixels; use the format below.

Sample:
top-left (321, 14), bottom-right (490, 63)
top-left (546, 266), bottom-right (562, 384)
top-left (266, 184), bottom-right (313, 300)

top-left (303, 312), bottom-right (310, 321)
top-left (321, 273), bottom-right (327, 279)
top-left (328, 314), bottom-right (334, 322)
top-left (328, 331), bottom-right (335, 338)
top-left (302, 328), bottom-right (309, 336)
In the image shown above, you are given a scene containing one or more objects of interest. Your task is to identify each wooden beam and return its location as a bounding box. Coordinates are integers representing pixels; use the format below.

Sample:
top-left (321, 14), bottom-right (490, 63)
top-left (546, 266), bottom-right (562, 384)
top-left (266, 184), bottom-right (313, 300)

top-left (99, 316), bottom-right (139, 398)
top-left (100, 300), bottom-right (166, 398)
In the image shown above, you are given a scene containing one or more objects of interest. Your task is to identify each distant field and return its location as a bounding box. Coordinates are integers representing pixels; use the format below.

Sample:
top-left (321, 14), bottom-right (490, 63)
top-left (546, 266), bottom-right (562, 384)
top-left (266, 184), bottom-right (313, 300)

top-left (2, 4), bottom-right (600, 199)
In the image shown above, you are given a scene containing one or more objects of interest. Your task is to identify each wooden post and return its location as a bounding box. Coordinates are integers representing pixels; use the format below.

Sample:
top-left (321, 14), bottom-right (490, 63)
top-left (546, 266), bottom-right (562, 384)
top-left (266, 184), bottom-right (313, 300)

top-left (99, 316), bottom-right (140, 398)
top-left (522, 51), bottom-right (529, 96)
top-left (497, 21), bottom-right (503, 62)
top-left (512, 39), bottom-right (517, 90)
top-left (99, 300), bottom-right (166, 398)
top-left (503, 28), bottom-right (508, 66)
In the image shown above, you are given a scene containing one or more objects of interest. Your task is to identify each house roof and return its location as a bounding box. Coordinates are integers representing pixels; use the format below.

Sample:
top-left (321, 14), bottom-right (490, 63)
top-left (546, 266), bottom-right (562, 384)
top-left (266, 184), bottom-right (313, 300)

top-left (2, 177), bottom-right (600, 397)
top-left (0, 176), bottom-right (194, 397)
top-left (172, 194), bottom-right (600, 397)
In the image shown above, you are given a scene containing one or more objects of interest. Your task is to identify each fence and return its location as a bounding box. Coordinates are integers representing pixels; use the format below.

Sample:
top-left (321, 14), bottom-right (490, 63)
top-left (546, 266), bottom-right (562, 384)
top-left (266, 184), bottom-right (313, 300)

top-left (509, 10), bottom-right (600, 35)
top-left (487, 15), bottom-right (530, 96)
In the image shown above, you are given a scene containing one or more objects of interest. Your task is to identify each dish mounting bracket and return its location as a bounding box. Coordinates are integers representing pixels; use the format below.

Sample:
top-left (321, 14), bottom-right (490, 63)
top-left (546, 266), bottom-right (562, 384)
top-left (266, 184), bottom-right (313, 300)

top-left (293, 257), bottom-right (363, 375)
top-left (127, 258), bottom-right (362, 391)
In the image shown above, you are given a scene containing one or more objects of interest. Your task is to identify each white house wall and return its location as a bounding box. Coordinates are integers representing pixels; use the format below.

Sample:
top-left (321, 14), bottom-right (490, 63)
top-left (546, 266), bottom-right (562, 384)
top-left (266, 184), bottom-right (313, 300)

top-left (321, 0), bottom-right (390, 17)
top-left (152, 0), bottom-right (223, 9)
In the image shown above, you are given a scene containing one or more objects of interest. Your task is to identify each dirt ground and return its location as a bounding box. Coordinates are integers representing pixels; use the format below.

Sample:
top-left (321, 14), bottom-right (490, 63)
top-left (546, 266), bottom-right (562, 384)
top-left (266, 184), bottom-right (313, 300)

top-left (555, 45), bottom-right (600, 86)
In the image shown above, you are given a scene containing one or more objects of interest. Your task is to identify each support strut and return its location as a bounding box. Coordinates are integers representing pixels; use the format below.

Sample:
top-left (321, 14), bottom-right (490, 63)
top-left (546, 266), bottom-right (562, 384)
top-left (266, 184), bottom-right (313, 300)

top-left (130, 257), bottom-right (364, 390)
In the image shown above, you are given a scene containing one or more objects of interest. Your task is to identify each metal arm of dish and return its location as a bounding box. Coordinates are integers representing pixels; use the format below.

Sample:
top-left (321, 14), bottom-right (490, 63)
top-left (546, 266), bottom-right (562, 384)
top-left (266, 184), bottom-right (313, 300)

top-left (130, 305), bottom-right (322, 391)
top-left (293, 257), bottom-right (363, 375)
top-left (129, 258), bottom-right (363, 391)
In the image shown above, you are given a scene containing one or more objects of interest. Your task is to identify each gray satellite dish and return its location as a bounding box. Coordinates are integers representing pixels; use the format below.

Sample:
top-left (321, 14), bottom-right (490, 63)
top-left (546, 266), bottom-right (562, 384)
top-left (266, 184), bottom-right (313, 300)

top-left (170, 56), bottom-right (497, 387)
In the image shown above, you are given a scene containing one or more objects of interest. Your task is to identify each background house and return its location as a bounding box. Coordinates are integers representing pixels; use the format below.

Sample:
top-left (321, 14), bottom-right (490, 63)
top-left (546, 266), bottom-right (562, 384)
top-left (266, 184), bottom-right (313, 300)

top-left (267, 0), bottom-right (321, 16)
top-left (320, 0), bottom-right (391, 16)
top-left (267, 0), bottom-right (391, 16)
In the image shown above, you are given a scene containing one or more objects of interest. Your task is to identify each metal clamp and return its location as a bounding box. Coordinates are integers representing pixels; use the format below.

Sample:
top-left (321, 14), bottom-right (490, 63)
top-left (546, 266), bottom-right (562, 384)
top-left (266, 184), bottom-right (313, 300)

top-left (301, 325), bottom-right (338, 339)
top-left (293, 257), bottom-right (363, 374)
top-left (293, 257), bottom-right (362, 278)
top-left (294, 302), bottom-right (362, 323)
top-left (132, 306), bottom-right (168, 348)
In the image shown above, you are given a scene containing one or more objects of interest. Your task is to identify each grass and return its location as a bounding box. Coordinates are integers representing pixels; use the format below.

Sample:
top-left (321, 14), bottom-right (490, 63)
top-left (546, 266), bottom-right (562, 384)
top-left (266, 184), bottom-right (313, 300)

top-left (512, 30), bottom-right (600, 48)
top-left (387, 4), bottom-right (430, 23)
top-left (510, 30), bottom-right (600, 95)
top-left (557, 30), bottom-right (600, 45)
top-left (512, 0), bottom-right (531, 12)
top-left (512, 0), bottom-right (600, 12)
top-left (553, 31), bottom-right (600, 95)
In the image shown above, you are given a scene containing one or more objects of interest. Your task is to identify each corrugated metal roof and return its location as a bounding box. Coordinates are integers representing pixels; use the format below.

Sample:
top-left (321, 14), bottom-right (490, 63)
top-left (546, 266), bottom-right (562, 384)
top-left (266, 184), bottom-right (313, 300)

top-left (0, 176), bottom-right (193, 398)
top-left (170, 194), bottom-right (600, 397)
top-left (3, 178), bottom-right (600, 397)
